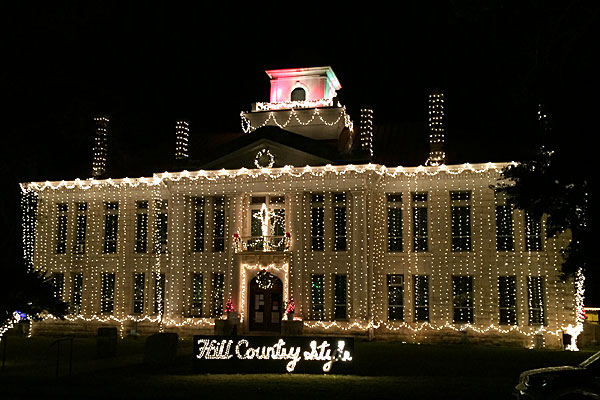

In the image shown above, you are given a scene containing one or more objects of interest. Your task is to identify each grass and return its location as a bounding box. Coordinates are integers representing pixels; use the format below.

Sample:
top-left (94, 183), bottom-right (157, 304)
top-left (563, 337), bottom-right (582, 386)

top-left (0, 336), bottom-right (595, 399)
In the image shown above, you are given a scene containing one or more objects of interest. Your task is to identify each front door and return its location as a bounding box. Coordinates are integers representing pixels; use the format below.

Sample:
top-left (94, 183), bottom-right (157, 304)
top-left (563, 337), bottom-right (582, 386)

top-left (249, 273), bottom-right (283, 332)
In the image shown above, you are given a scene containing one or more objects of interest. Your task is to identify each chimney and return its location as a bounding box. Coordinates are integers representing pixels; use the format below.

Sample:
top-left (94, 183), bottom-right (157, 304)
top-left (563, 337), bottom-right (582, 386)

top-left (92, 115), bottom-right (109, 177)
top-left (359, 107), bottom-right (373, 158)
top-left (425, 90), bottom-right (445, 166)
top-left (175, 120), bottom-right (190, 160)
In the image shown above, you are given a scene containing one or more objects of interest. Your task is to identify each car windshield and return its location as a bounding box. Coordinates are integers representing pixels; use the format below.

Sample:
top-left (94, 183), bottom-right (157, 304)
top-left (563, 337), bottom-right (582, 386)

top-left (580, 350), bottom-right (600, 368)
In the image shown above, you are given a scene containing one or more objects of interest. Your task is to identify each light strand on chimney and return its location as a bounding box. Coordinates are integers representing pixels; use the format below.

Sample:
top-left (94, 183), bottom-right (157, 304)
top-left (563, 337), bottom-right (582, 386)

top-left (360, 108), bottom-right (373, 157)
top-left (92, 116), bottom-right (109, 177)
top-left (175, 120), bottom-right (189, 160)
top-left (426, 91), bottom-right (445, 166)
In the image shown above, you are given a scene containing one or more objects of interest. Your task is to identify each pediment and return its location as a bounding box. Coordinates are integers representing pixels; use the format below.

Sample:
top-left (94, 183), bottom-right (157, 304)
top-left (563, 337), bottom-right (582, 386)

top-left (200, 138), bottom-right (333, 170)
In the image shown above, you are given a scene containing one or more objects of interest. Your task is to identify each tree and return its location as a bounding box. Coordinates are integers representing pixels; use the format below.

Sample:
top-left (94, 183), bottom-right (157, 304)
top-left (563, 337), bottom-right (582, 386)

top-left (498, 146), bottom-right (589, 279)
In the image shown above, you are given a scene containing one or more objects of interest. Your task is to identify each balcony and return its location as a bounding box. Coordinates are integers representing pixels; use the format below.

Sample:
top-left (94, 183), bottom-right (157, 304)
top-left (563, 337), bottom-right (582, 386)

top-left (234, 234), bottom-right (290, 253)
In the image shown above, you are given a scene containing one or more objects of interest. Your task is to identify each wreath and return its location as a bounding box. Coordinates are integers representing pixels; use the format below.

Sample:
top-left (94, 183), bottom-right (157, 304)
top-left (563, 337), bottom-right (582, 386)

top-left (254, 148), bottom-right (275, 168)
top-left (256, 269), bottom-right (275, 290)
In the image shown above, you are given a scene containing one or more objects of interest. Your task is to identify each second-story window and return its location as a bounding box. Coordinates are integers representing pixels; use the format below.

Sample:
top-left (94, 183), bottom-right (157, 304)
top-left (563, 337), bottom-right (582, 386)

top-left (333, 193), bottom-right (347, 251)
top-left (450, 191), bottom-right (472, 252)
top-left (154, 200), bottom-right (168, 254)
top-left (495, 190), bottom-right (514, 251)
top-left (249, 195), bottom-right (285, 251)
top-left (135, 201), bottom-right (148, 253)
top-left (213, 197), bottom-right (225, 252)
top-left (412, 193), bottom-right (428, 252)
top-left (311, 194), bottom-right (324, 251)
top-left (387, 194), bottom-right (403, 252)
top-left (524, 211), bottom-right (543, 252)
top-left (103, 202), bottom-right (119, 254)
top-left (74, 202), bottom-right (87, 254)
top-left (193, 197), bottom-right (205, 252)
top-left (56, 203), bottom-right (68, 254)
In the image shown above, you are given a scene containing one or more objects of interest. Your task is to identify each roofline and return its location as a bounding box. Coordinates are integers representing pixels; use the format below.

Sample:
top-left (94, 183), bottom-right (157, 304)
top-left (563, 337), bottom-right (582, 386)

top-left (21, 162), bottom-right (517, 191)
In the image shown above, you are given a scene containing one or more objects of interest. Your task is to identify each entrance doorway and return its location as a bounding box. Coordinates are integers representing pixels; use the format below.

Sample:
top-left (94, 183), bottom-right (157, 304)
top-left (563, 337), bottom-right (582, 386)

top-left (249, 273), bottom-right (283, 332)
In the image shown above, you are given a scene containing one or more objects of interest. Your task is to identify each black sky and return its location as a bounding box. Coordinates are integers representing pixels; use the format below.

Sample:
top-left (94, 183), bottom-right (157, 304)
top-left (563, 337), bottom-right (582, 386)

top-left (1, 3), bottom-right (598, 294)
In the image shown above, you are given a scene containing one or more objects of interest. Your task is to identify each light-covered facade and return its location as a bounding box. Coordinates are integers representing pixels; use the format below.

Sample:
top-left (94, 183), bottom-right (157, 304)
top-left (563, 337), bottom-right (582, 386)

top-left (22, 163), bottom-right (577, 347)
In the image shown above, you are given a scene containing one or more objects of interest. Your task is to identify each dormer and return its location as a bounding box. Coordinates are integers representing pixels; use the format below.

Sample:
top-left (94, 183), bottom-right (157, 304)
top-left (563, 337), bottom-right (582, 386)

top-left (241, 66), bottom-right (353, 141)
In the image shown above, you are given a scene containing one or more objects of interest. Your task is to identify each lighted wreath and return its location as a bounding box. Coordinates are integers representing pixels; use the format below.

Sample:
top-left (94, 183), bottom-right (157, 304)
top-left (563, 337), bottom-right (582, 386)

top-left (254, 148), bottom-right (275, 169)
top-left (256, 269), bottom-right (275, 290)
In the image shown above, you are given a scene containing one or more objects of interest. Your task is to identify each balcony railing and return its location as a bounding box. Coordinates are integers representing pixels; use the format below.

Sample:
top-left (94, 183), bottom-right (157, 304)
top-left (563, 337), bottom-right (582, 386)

top-left (234, 235), bottom-right (290, 252)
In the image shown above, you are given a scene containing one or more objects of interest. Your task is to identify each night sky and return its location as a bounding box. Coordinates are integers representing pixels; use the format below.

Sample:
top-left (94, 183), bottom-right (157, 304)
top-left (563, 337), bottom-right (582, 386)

top-left (2, 3), bottom-right (598, 295)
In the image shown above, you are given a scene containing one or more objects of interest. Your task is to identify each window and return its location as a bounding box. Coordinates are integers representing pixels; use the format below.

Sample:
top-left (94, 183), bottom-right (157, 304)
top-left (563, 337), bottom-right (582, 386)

top-left (387, 274), bottom-right (404, 321)
top-left (56, 203), bottom-right (68, 254)
top-left (249, 195), bottom-right (285, 251)
top-left (101, 273), bottom-right (115, 314)
top-left (153, 273), bottom-right (165, 315)
top-left (495, 190), bottom-right (514, 251)
top-left (311, 274), bottom-right (325, 320)
top-left (498, 276), bottom-right (517, 325)
top-left (291, 87), bottom-right (306, 101)
top-left (135, 201), bottom-right (148, 253)
top-left (334, 274), bottom-right (347, 320)
top-left (193, 197), bottom-right (205, 252)
top-left (211, 273), bottom-right (224, 317)
top-left (74, 202), bottom-right (87, 254)
top-left (191, 273), bottom-right (203, 317)
top-left (413, 275), bottom-right (429, 322)
top-left (311, 194), bottom-right (324, 251)
top-left (51, 273), bottom-right (64, 300)
top-left (524, 212), bottom-right (543, 252)
top-left (453, 276), bottom-right (473, 323)
top-left (213, 197), bottom-right (225, 252)
top-left (103, 202), bottom-right (119, 254)
top-left (412, 193), bottom-right (428, 252)
top-left (333, 193), bottom-right (347, 251)
top-left (528, 276), bottom-right (545, 325)
top-left (133, 273), bottom-right (145, 314)
top-left (450, 192), bottom-right (472, 251)
top-left (154, 200), bottom-right (168, 254)
top-left (71, 273), bottom-right (83, 314)
top-left (387, 194), bottom-right (403, 252)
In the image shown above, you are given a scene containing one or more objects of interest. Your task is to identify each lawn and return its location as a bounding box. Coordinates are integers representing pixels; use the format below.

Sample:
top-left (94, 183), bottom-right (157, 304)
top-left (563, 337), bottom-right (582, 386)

top-left (0, 336), bottom-right (595, 399)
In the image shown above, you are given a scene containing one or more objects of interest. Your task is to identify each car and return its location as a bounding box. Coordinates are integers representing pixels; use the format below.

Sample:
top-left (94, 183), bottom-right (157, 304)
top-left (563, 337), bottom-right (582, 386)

top-left (514, 350), bottom-right (600, 399)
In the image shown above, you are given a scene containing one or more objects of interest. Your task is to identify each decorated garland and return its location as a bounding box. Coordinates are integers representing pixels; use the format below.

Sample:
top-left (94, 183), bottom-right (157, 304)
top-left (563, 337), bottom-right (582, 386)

top-left (256, 269), bottom-right (275, 290)
top-left (254, 148), bottom-right (275, 168)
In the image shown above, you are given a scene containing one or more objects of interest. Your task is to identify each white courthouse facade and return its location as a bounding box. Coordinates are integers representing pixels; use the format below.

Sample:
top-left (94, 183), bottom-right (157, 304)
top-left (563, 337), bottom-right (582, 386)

top-left (21, 67), bottom-right (578, 348)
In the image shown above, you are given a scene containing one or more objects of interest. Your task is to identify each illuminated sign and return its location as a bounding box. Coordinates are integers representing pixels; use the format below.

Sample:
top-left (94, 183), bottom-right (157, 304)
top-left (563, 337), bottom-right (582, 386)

top-left (193, 335), bottom-right (353, 374)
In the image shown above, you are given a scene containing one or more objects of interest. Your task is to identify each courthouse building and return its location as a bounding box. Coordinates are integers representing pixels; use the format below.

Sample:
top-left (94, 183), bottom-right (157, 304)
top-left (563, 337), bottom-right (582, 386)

top-left (21, 67), bottom-right (579, 348)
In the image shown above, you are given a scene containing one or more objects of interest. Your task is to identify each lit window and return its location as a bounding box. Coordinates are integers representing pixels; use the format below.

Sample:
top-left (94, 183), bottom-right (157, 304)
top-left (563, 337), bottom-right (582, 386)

top-left (450, 192), bottom-right (472, 252)
top-left (334, 274), bottom-right (347, 320)
top-left (412, 193), bottom-right (428, 252)
top-left (387, 274), bottom-right (404, 321)
top-left (413, 275), bottom-right (429, 322)
top-left (453, 276), bottom-right (473, 323)
top-left (387, 194), bottom-right (403, 252)
top-left (311, 274), bottom-right (325, 320)
top-left (498, 276), bottom-right (517, 325)
top-left (528, 276), bottom-right (545, 325)
top-left (133, 273), bottom-right (145, 314)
